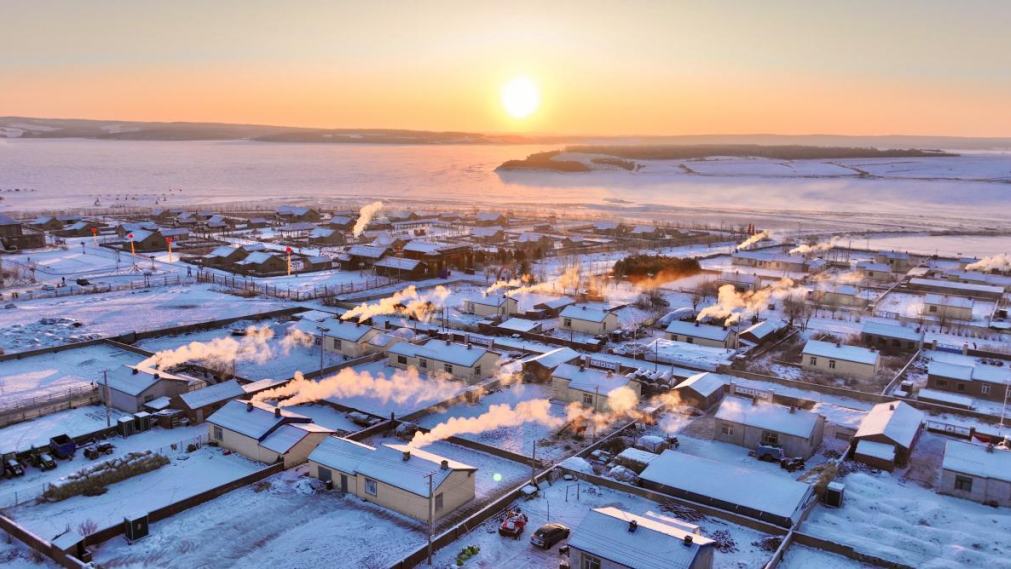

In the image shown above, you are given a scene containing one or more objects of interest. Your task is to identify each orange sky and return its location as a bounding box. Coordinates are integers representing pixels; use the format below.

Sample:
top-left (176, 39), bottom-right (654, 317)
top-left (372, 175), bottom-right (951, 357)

top-left (3, 1), bottom-right (1010, 136)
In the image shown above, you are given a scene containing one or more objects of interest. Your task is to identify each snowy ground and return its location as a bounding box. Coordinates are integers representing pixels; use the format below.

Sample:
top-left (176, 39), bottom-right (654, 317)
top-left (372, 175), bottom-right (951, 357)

top-left (89, 467), bottom-right (426, 569)
top-left (0, 342), bottom-right (144, 406)
top-left (430, 472), bottom-right (775, 569)
top-left (0, 405), bottom-right (132, 455)
top-left (0, 284), bottom-right (289, 354)
top-left (5, 446), bottom-right (262, 541)
top-left (415, 383), bottom-right (573, 462)
top-left (779, 545), bottom-right (871, 568)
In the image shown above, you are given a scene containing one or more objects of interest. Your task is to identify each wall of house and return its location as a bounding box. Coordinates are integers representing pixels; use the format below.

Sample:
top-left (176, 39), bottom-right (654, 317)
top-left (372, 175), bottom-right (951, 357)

top-left (927, 373), bottom-right (1005, 402)
top-left (802, 355), bottom-right (877, 380)
top-left (208, 424), bottom-right (280, 465)
top-left (560, 314), bottom-right (617, 335)
top-left (551, 376), bottom-right (641, 413)
top-left (326, 330), bottom-right (377, 359)
top-left (939, 469), bottom-right (1011, 507)
top-left (665, 332), bottom-right (733, 349)
top-left (714, 419), bottom-right (820, 459)
top-left (923, 303), bottom-right (973, 322)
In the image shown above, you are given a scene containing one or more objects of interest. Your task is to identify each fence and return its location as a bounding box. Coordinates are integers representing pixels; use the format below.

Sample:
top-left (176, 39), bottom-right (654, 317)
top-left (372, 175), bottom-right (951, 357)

top-left (195, 270), bottom-right (393, 301)
top-left (0, 386), bottom-right (99, 429)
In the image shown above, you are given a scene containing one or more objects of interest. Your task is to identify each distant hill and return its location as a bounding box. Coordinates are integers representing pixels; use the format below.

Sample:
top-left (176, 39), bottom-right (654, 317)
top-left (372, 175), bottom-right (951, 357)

top-left (2, 116), bottom-right (1010, 149)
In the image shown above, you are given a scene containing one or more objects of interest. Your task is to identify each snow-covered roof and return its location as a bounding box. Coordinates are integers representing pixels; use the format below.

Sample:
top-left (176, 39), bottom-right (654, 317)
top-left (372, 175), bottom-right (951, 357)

top-left (928, 361), bottom-right (1011, 385)
top-left (207, 400), bottom-right (309, 440)
top-left (236, 251), bottom-right (276, 265)
top-left (522, 347), bottom-right (580, 369)
top-left (733, 251), bottom-right (806, 265)
top-left (389, 342), bottom-right (423, 358)
top-left (475, 212), bottom-right (505, 222)
top-left (674, 372), bottom-right (727, 398)
top-left (665, 320), bottom-right (731, 342)
top-left (877, 251), bottom-right (910, 260)
top-left (616, 448), bottom-right (661, 466)
top-left (104, 365), bottom-right (189, 396)
top-left (560, 304), bottom-right (613, 324)
top-left (468, 294), bottom-right (510, 308)
top-left (855, 401), bottom-right (924, 449)
top-left (309, 437), bottom-right (475, 497)
top-left (594, 221), bottom-right (621, 230)
top-left (917, 387), bottom-right (975, 408)
top-left (945, 270), bottom-right (1011, 288)
top-left (127, 228), bottom-right (156, 242)
top-left (348, 245), bottom-right (389, 259)
top-left (716, 396), bottom-right (821, 439)
top-left (145, 396), bottom-right (172, 411)
top-left (943, 440), bottom-right (1011, 482)
top-left (552, 363), bottom-right (631, 394)
top-left (242, 243), bottom-right (266, 252)
top-left (471, 226), bottom-right (504, 238)
top-left (415, 339), bottom-right (493, 367)
top-left (309, 227), bottom-right (335, 239)
top-left (568, 507), bottom-right (713, 569)
top-left (856, 261), bottom-right (891, 272)
top-left (638, 450), bottom-right (812, 521)
top-left (205, 245), bottom-right (237, 259)
top-left (910, 278), bottom-right (1003, 295)
top-left (403, 241), bottom-right (451, 255)
top-left (375, 257), bottom-right (422, 271)
top-left (719, 271), bottom-right (759, 284)
top-left (740, 319), bottom-right (786, 341)
top-left (498, 318), bottom-right (540, 333)
top-left (278, 205), bottom-right (313, 216)
top-left (861, 321), bottom-right (922, 342)
top-left (517, 232), bottom-right (549, 243)
top-left (534, 296), bottom-right (576, 310)
top-left (259, 423), bottom-right (330, 454)
top-left (178, 380), bottom-right (244, 410)
top-left (802, 340), bottom-right (879, 366)
top-left (321, 319), bottom-right (376, 342)
top-left (923, 293), bottom-right (974, 309)
top-left (630, 225), bottom-right (659, 234)
top-left (855, 440), bottom-right (896, 462)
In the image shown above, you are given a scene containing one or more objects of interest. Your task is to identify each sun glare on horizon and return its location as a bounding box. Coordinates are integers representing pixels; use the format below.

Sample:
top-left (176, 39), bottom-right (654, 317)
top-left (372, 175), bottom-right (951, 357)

top-left (501, 77), bottom-right (540, 119)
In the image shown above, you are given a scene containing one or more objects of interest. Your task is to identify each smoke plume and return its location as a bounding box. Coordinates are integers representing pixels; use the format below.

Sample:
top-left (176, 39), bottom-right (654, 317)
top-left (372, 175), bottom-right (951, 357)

top-left (253, 367), bottom-right (462, 408)
top-left (341, 285), bottom-right (450, 323)
top-left (736, 231), bottom-right (769, 251)
top-left (485, 266), bottom-right (580, 296)
top-left (352, 201), bottom-right (384, 238)
top-left (408, 399), bottom-right (563, 448)
top-left (790, 236), bottom-right (840, 254)
top-left (139, 325), bottom-right (290, 370)
top-left (966, 254), bottom-right (1011, 272)
top-left (697, 278), bottom-right (805, 324)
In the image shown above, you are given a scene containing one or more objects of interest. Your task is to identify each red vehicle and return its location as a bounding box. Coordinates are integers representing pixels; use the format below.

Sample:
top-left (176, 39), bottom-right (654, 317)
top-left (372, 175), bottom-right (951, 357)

top-left (498, 509), bottom-right (528, 539)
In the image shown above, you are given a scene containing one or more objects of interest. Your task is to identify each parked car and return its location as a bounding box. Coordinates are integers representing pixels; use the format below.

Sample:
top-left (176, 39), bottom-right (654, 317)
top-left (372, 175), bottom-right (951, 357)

top-left (498, 509), bottom-right (528, 539)
top-left (49, 434), bottom-right (77, 459)
top-left (3, 453), bottom-right (25, 478)
top-left (29, 449), bottom-right (56, 471)
top-left (755, 443), bottom-right (784, 462)
top-left (83, 441), bottom-right (115, 460)
top-left (530, 523), bottom-right (570, 549)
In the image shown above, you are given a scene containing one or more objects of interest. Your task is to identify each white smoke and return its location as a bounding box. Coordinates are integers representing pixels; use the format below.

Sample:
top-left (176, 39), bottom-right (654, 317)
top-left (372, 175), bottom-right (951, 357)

top-left (140, 325), bottom-right (281, 370)
top-left (697, 278), bottom-right (806, 325)
top-left (352, 201), bottom-right (384, 238)
top-left (408, 399), bottom-right (563, 448)
top-left (966, 254), bottom-right (1011, 272)
top-left (790, 236), bottom-right (841, 254)
top-left (736, 231), bottom-right (769, 251)
top-left (486, 266), bottom-right (580, 296)
top-left (252, 367), bottom-right (462, 408)
top-left (341, 285), bottom-right (450, 323)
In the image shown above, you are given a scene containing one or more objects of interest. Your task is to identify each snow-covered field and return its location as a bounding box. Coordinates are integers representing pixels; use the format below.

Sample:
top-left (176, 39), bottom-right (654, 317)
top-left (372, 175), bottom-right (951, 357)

top-left (779, 545), bottom-right (870, 568)
top-left (0, 342), bottom-right (144, 406)
top-left (0, 405), bottom-right (131, 455)
top-left (0, 284), bottom-right (289, 353)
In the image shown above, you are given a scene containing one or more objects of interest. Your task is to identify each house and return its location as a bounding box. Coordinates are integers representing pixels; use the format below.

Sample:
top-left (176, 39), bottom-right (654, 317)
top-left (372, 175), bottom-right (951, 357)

top-left (939, 441), bottom-right (1011, 507)
top-left (801, 340), bottom-right (880, 380)
top-left (307, 437), bottom-right (476, 522)
top-left (277, 222), bottom-right (316, 239)
top-left (673, 372), bottom-right (727, 411)
top-left (551, 363), bottom-right (641, 413)
top-left (738, 319), bottom-right (788, 347)
top-left (115, 221), bottom-right (158, 238)
top-left (470, 226), bottom-right (505, 243)
top-left (514, 232), bottom-right (553, 254)
top-left (731, 251), bottom-right (808, 273)
top-left (474, 211), bottom-right (507, 226)
top-left (860, 321), bottom-right (923, 352)
top-left (464, 294), bottom-right (518, 318)
top-left (374, 257), bottom-right (428, 280)
top-left (559, 304), bottom-right (619, 335)
top-left (908, 277), bottom-right (1004, 301)
top-left (308, 318), bottom-right (382, 358)
top-left (629, 225), bottom-right (662, 239)
top-left (173, 379), bottom-right (245, 423)
top-left (308, 227), bottom-right (345, 245)
top-left (386, 210), bottom-right (419, 223)
top-left (56, 220), bottom-right (104, 238)
top-left (665, 321), bottom-right (736, 349)
top-left (388, 339), bottom-right (500, 383)
top-left (922, 294), bottom-right (974, 322)
top-left (100, 365), bottom-right (196, 414)
top-left (521, 347), bottom-right (581, 382)
top-left (852, 401), bottom-right (924, 470)
top-left (122, 228), bottom-right (165, 253)
top-left (276, 205), bottom-right (322, 223)
top-left (497, 317), bottom-right (542, 335)
top-left (326, 216), bottom-right (355, 231)
top-left (235, 251), bottom-right (287, 275)
top-left (568, 507), bottom-right (715, 569)
top-left (346, 244), bottom-right (390, 268)
top-left (943, 270), bottom-right (1011, 293)
top-left (855, 261), bottom-right (893, 281)
top-left (816, 284), bottom-right (873, 308)
top-left (638, 450), bottom-right (814, 527)
top-left (402, 241), bottom-right (473, 275)
top-left (304, 256), bottom-right (334, 272)
top-left (874, 251), bottom-right (920, 272)
top-left (202, 245), bottom-right (250, 269)
top-left (206, 400), bottom-right (333, 468)
top-left (714, 396), bottom-right (825, 459)
top-left (716, 271), bottom-right (760, 292)
top-left (926, 361), bottom-right (1011, 403)
top-left (0, 214), bottom-right (45, 250)
top-left (370, 232), bottom-right (407, 251)
top-left (530, 296), bottom-right (576, 318)
top-left (29, 216), bottom-right (64, 231)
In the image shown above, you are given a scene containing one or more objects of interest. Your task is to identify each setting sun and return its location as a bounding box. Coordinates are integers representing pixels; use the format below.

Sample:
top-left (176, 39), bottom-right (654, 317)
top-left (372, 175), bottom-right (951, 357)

top-left (501, 77), bottom-right (540, 119)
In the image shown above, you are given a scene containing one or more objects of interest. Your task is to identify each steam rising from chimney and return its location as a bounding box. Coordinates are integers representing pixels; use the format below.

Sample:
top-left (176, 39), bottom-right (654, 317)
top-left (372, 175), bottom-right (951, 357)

top-left (697, 278), bottom-right (805, 325)
top-left (408, 399), bottom-right (563, 448)
top-left (485, 265), bottom-right (580, 296)
top-left (352, 201), bottom-right (384, 238)
top-left (252, 367), bottom-right (462, 408)
top-left (341, 285), bottom-right (450, 323)
top-left (965, 254), bottom-right (1011, 272)
top-left (790, 236), bottom-right (841, 254)
top-left (735, 231), bottom-right (769, 251)
top-left (139, 325), bottom-right (309, 371)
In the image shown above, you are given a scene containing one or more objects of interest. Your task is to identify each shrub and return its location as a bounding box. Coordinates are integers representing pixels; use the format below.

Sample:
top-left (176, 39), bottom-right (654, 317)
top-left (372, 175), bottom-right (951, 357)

top-left (41, 451), bottom-right (170, 502)
top-left (613, 254), bottom-right (701, 279)
top-left (76, 519), bottom-right (99, 536)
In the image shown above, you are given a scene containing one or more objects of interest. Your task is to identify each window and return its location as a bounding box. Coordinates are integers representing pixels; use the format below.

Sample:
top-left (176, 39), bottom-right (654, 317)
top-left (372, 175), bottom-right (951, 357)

top-left (435, 493), bottom-right (444, 513)
top-left (982, 384), bottom-right (991, 395)
top-left (761, 431), bottom-right (779, 445)
top-left (474, 365), bottom-right (481, 376)
top-left (582, 554), bottom-right (602, 569)
top-left (957, 383), bottom-right (966, 392)
top-left (444, 363), bottom-right (453, 374)
top-left (686, 337), bottom-right (694, 344)
top-left (419, 358), bottom-right (427, 369)
top-left (929, 305), bottom-right (938, 313)
top-left (365, 478), bottom-right (378, 496)
top-left (564, 318), bottom-right (572, 327)
top-left (892, 339), bottom-right (901, 347)
top-left (936, 379), bottom-right (948, 388)
top-left (721, 423), bottom-right (734, 436)
top-left (213, 426), bottom-right (223, 441)
top-left (397, 355), bottom-right (407, 365)
top-left (809, 356), bottom-right (818, 366)
top-left (314, 335), bottom-right (322, 346)
top-left (954, 475), bottom-right (973, 492)
top-left (583, 393), bottom-right (594, 406)
top-left (829, 360), bottom-right (837, 369)
top-left (333, 339), bottom-right (342, 350)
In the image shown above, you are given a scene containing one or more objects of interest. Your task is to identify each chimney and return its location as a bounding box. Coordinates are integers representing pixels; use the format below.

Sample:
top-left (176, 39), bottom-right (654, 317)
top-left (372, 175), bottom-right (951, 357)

top-left (274, 407), bottom-right (281, 418)
top-left (694, 321), bottom-right (700, 327)
top-left (402, 451), bottom-right (411, 462)
top-left (132, 368), bottom-right (139, 375)
top-left (789, 406), bottom-right (796, 414)
top-left (987, 443), bottom-right (995, 453)
top-left (153, 373), bottom-right (160, 381)
top-left (836, 342), bottom-right (842, 348)
top-left (440, 459), bottom-right (449, 470)
top-left (628, 520), bottom-right (638, 533)
top-left (683, 535), bottom-right (693, 547)
top-left (888, 403), bottom-right (895, 411)
top-left (246, 402), bottom-right (253, 412)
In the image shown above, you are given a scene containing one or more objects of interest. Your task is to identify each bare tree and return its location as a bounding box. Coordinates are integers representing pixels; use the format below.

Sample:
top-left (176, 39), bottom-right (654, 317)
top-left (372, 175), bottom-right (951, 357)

top-left (782, 295), bottom-right (807, 328)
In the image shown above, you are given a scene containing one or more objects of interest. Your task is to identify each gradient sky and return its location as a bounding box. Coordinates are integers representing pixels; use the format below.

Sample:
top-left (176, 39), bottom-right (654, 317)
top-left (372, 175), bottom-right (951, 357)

top-left (2, 0), bottom-right (1010, 136)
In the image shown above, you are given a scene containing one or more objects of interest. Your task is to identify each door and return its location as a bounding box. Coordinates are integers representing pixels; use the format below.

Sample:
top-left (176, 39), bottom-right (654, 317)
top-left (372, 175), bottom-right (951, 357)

top-left (340, 474), bottom-right (349, 493)
top-left (318, 467), bottom-right (332, 483)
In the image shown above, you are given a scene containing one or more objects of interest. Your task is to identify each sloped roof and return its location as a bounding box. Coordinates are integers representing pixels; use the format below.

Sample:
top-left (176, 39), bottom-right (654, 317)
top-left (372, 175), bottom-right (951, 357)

top-left (553, 364), bottom-right (630, 394)
top-left (104, 365), bottom-right (190, 397)
top-left (178, 380), bottom-right (244, 410)
top-left (674, 372), bottom-right (727, 398)
top-left (943, 440), bottom-right (1011, 482)
top-left (207, 400), bottom-right (309, 440)
top-left (802, 340), bottom-right (879, 366)
top-left (666, 320), bottom-right (731, 341)
top-left (569, 507), bottom-right (713, 569)
top-left (522, 347), bottom-right (580, 369)
top-left (854, 401), bottom-right (924, 449)
top-left (715, 396), bottom-right (821, 439)
top-left (561, 304), bottom-right (613, 324)
top-left (415, 339), bottom-right (493, 367)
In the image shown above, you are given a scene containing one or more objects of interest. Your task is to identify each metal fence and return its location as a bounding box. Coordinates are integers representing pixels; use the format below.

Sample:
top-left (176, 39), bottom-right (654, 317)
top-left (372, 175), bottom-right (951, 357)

top-left (196, 270), bottom-right (393, 301)
top-left (0, 386), bottom-right (100, 428)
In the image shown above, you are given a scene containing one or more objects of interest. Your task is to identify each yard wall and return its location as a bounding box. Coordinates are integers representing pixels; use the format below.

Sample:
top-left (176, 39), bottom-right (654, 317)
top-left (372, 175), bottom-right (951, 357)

top-left (0, 513), bottom-right (83, 569)
top-left (790, 532), bottom-right (915, 569)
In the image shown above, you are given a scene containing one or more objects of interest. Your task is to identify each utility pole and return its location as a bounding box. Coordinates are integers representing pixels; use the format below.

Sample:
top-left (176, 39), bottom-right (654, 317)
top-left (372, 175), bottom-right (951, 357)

top-left (426, 472), bottom-right (434, 565)
top-left (530, 440), bottom-right (537, 488)
top-left (103, 370), bottom-right (111, 427)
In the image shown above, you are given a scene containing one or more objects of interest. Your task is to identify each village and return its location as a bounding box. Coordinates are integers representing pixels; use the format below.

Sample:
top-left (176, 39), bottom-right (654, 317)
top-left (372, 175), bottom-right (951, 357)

top-left (1, 203), bottom-right (1010, 569)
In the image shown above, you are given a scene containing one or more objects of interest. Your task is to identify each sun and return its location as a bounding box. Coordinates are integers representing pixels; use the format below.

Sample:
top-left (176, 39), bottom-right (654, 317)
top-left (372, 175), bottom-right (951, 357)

top-left (501, 77), bottom-right (540, 119)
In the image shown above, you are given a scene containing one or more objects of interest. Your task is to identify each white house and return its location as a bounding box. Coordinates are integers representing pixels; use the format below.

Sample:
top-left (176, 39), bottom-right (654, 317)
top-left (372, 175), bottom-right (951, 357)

top-left (665, 320), bottom-right (736, 349)
top-left (855, 261), bottom-right (893, 281)
top-left (714, 396), bottom-right (825, 459)
top-left (388, 339), bottom-right (500, 383)
top-left (463, 294), bottom-right (518, 318)
top-left (206, 401), bottom-right (333, 468)
top-left (940, 441), bottom-right (1011, 507)
top-left (922, 293), bottom-right (974, 322)
top-left (801, 340), bottom-right (880, 380)
top-left (568, 507), bottom-right (715, 569)
top-left (300, 317), bottom-right (383, 358)
top-left (852, 401), bottom-right (924, 470)
top-left (101, 365), bottom-right (196, 414)
top-left (559, 304), bottom-right (619, 335)
top-left (551, 363), bottom-right (641, 412)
